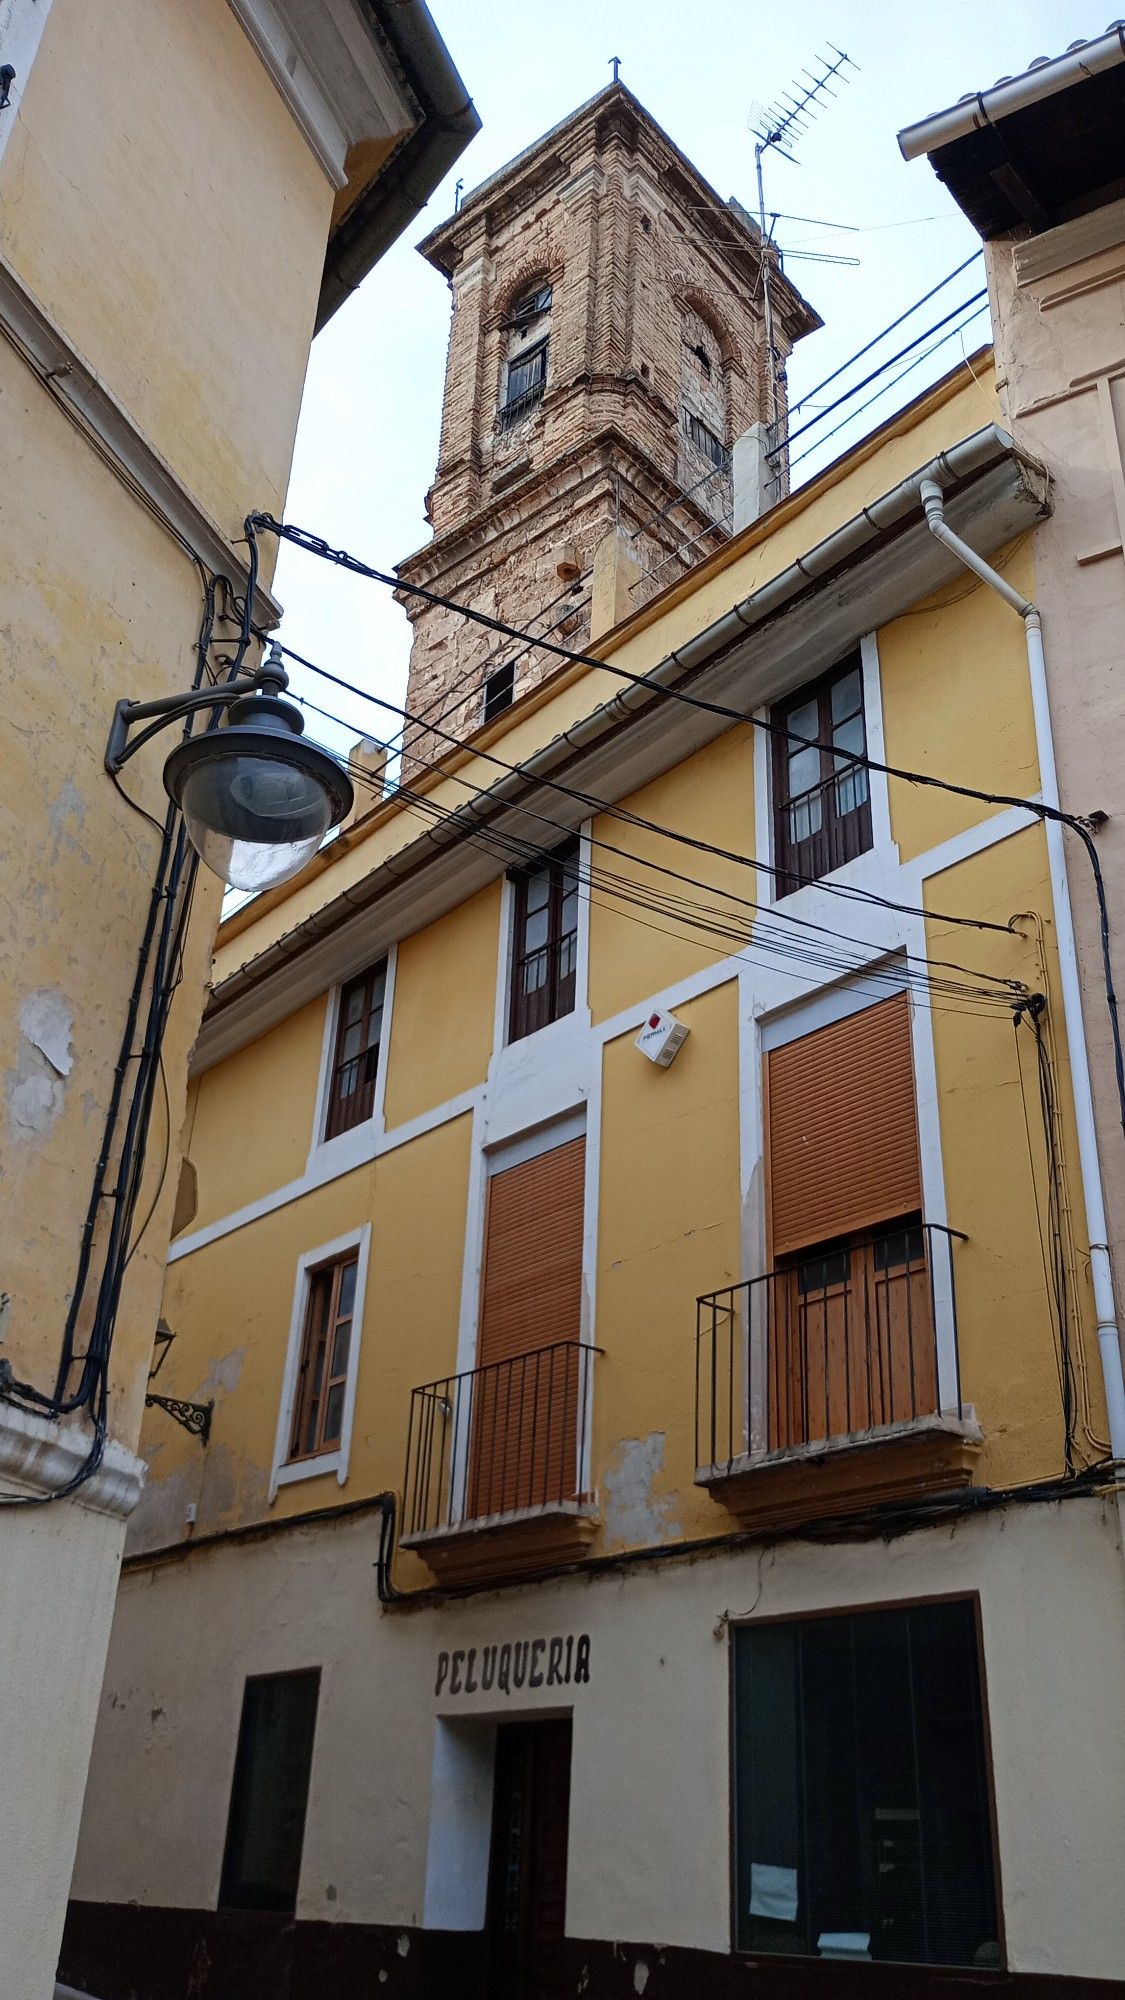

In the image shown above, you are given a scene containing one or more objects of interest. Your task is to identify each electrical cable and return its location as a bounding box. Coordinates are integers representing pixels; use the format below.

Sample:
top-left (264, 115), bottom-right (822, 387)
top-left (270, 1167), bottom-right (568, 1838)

top-left (785, 250), bottom-right (984, 419)
top-left (249, 515), bottom-right (1125, 1137)
top-left (271, 630), bottom-right (1023, 946)
top-left (291, 700), bottom-right (1027, 1017)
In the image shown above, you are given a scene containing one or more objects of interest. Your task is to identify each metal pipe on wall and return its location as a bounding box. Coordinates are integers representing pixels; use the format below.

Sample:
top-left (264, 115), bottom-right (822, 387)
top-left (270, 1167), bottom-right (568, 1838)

top-left (918, 476), bottom-right (1125, 1459)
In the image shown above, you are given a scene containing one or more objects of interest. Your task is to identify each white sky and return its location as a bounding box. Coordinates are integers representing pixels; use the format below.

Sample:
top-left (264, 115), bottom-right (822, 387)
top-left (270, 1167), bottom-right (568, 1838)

top-left (271, 1), bottom-right (1097, 764)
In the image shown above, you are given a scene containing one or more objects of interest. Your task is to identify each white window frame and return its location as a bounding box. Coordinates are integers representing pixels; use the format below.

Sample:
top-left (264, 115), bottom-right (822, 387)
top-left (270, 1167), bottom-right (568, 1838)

top-left (306, 946), bottom-right (396, 1175)
top-left (269, 1223), bottom-right (372, 1500)
top-left (753, 631), bottom-right (897, 914)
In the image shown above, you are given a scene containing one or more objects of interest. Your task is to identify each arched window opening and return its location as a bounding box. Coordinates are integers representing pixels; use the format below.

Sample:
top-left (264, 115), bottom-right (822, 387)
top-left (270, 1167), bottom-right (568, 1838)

top-left (499, 281), bottom-right (553, 433)
top-left (680, 304), bottom-right (731, 518)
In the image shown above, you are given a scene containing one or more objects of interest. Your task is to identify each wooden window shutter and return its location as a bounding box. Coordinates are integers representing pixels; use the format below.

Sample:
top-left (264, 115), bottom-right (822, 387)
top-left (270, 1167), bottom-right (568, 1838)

top-left (479, 1136), bottom-right (585, 1366)
top-left (766, 992), bottom-right (921, 1258)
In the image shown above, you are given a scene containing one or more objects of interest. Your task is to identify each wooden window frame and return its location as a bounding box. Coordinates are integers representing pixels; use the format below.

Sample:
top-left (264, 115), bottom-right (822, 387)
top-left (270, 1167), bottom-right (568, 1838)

top-left (508, 841), bottom-right (580, 1044)
top-left (287, 1251), bottom-right (359, 1466)
top-left (771, 652), bottom-right (873, 891)
top-left (324, 962), bottom-right (385, 1142)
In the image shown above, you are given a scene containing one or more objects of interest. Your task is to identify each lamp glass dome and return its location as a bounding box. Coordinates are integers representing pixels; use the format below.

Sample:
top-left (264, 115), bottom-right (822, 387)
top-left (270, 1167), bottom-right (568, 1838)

top-left (163, 696), bottom-right (352, 893)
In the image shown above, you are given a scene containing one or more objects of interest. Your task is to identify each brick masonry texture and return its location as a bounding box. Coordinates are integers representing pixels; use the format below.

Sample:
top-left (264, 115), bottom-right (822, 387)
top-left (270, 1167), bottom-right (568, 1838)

top-left (395, 82), bottom-right (818, 781)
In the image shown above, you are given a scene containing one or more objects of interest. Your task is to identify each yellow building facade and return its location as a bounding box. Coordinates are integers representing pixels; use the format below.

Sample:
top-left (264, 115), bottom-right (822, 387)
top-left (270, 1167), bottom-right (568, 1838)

top-left (0, 4), bottom-right (475, 1995)
top-left (64, 353), bottom-right (1125, 1997)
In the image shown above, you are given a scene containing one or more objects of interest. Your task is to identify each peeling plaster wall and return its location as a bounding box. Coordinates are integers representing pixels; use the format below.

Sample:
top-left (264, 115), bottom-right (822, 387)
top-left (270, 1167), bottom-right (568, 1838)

top-left (73, 1499), bottom-right (1125, 1981)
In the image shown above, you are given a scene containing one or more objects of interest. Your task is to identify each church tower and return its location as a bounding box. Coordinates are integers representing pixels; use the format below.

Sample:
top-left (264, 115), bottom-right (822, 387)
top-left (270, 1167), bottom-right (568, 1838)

top-left (397, 80), bottom-right (818, 769)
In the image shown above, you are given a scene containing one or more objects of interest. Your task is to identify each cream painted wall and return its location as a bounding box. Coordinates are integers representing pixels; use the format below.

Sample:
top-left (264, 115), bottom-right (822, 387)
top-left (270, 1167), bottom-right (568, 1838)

top-left (0, 0), bottom-right (333, 529)
top-left (74, 1498), bottom-right (1125, 1980)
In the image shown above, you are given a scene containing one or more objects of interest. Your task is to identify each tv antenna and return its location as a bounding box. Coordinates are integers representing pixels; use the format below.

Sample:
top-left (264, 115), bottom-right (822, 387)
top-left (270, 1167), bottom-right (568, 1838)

top-left (750, 45), bottom-right (856, 424)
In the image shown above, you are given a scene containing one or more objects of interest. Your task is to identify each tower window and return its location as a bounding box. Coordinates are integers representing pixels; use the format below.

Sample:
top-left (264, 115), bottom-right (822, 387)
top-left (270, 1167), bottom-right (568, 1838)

top-left (683, 410), bottom-right (727, 469)
top-left (690, 341), bottom-right (712, 379)
top-left (499, 339), bottom-right (548, 430)
top-left (483, 659), bottom-right (515, 723)
top-left (505, 283), bottom-right (553, 326)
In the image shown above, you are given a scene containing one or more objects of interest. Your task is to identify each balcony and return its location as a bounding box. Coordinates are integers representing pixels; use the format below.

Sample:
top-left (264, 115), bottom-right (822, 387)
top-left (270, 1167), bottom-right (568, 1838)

top-left (402, 1340), bottom-right (599, 1585)
top-left (695, 1221), bottom-right (981, 1528)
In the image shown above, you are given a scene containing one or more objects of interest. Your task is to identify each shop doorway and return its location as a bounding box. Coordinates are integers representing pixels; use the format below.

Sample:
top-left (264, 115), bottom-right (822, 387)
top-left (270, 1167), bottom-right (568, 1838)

top-left (484, 1719), bottom-right (572, 2000)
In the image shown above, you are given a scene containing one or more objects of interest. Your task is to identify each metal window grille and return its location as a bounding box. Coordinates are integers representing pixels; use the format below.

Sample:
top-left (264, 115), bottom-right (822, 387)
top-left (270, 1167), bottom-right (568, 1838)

top-left (498, 339), bottom-right (548, 431)
top-left (683, 408), bottom-right (728, 468)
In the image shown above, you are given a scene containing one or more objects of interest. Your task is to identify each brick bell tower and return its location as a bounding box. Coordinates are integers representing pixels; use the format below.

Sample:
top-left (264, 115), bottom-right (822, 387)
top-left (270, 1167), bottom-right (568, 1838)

top-left (397, 80), bottom-right (818, 768)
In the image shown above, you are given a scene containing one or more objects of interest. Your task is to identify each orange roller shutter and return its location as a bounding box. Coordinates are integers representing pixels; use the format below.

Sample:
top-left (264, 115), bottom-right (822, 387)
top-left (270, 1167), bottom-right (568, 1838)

top-left (766, 991), bottom-right (921, 1258)
top-left (478, 1136), bottom-right (586, 1364)
top-left (471, 1135), bottom-right (586, 1517)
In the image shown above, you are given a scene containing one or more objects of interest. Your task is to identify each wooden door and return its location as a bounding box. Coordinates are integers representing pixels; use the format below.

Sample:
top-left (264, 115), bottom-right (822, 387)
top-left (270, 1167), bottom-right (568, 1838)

top-left (770, 1224), bottom-right (936, 1449)
top-left (486, 1721), bottom-right (572, 2000)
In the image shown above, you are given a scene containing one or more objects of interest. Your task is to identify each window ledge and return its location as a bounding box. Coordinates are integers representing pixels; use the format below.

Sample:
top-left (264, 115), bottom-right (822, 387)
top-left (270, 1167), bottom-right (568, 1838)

top-left (402, 1500), bottom-right (598, 1586)
top-left (697, 1410), bottom-right (982, 1530)
top-left (272, 1449), bottom-right (344, 1497)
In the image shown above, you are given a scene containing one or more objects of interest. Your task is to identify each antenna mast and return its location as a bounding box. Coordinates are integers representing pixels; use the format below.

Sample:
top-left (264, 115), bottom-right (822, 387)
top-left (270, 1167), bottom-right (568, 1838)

top-left (752, 44), bottom-right (855, 425)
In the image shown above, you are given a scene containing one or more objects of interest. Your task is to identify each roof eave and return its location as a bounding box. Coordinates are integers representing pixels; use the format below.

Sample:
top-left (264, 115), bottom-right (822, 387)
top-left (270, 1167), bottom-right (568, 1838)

top-left (194, 425), bottom-right (1049, 1072)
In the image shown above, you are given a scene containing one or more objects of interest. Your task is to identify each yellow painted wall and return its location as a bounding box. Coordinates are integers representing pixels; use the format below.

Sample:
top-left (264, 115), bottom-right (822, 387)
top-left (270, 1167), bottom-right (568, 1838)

top-left (0, 0), bottom-right (332, 530)
top-left (923, 825), bottom-right (1108, 1485)
top-left (881, 539), bottom-right (1041, 860)
top-left (185, 998), bottom-right (327, 1231)
top-left (211, 368), bottom-right (1001, 986)
top-left (136, 354), bottom-right (1108, 1576)
top-left (0, 335), bottom-right (220, 1445)
top-left (135, 1113), bottom-right (474, 1556)
top-left (0, 0), bottom-right (362, 1458)
top-left (382, 884), bottom-right (501, 1128)
top-left (594, 981), bottom-right (742, 1548)
top-left (589, 730), bottom-right (755, 1023)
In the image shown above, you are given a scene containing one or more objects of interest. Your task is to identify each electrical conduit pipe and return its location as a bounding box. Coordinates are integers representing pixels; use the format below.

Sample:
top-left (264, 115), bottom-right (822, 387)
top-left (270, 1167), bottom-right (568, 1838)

top-left (918, 477), bottom-right (1125, 1458)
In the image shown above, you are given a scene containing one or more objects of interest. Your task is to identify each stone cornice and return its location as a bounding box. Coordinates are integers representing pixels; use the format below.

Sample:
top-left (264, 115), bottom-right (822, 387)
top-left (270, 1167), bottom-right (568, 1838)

top-left (398, 422), bottom-right (718, 593)
top-left (0, 1402), bottom-right (145, 1519)
top-left (227, 0), bottom-right (416, 189)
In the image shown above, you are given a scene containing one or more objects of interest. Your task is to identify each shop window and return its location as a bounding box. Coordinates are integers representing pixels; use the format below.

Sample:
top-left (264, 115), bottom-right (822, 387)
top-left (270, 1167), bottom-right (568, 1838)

top-left (288, 1252), bottom-right (358, 1463)
top-left (733, 1599), bottom-right (999, 1966)
top-left (771, 653), bottom-right (872, 889)
top-left (509, 840), bottom-right (579, 1042)
top-left (219, 1670), bottom-right (320, 1913)
top-left (325, 962), bottom-right (386, 1140)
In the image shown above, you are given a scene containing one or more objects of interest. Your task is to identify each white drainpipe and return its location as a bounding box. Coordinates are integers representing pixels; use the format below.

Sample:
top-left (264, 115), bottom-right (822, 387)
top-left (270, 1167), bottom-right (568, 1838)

top-left (919, 477), bottom-right (1125, 1458)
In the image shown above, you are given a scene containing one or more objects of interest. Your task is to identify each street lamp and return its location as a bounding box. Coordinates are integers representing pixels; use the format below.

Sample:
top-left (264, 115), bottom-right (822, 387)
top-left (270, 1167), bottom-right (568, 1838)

top-left (106, 646), bottom-right (353, 893)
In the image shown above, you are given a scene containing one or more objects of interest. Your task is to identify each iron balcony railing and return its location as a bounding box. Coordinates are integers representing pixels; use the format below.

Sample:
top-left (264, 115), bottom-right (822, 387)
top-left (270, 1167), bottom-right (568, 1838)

top-left (695, 1221), bottom-right (965, 1476)
top-left (404, 1339), bottom-right (598, 1538)
top-left (775, 759), bottom-right (873, 889)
